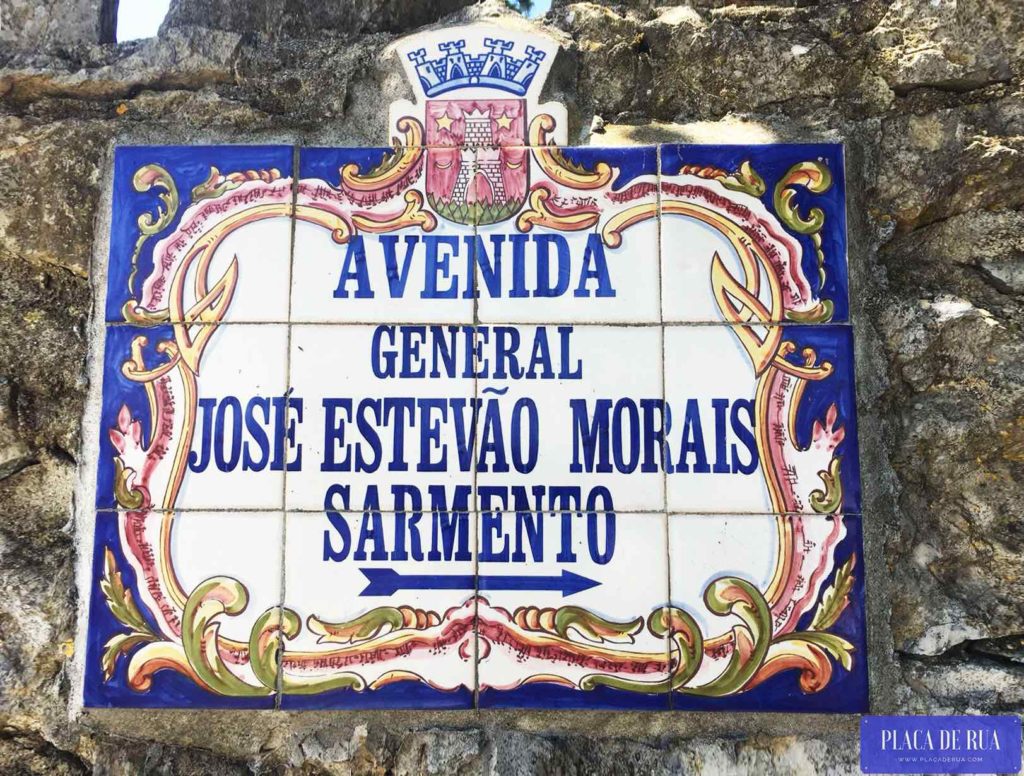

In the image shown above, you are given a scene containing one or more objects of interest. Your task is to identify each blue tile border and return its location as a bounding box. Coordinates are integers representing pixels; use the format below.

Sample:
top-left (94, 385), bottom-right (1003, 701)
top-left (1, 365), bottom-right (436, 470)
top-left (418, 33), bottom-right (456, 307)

top-left (83, 512), bottom-right (278, 709)
top-left (782, 324), bottom-right (861, 515)
top-left (298, 146), bottom-right (397, 183)
top-left (479, 683), bottom-right (670, 711)
top-left (105, 145), bottom-right (294, 323)
top-left (559, 145), bottom-right (658, 190)
top-left (280, 684), bottom-right (474, 711)
top-left (94, 324), bottom-right (169, 510)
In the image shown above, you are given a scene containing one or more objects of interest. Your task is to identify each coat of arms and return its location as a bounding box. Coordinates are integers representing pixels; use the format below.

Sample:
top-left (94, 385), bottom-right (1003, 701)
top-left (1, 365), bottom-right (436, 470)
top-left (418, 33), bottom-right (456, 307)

top-left (332, 28), bottom-right (567, 227)
top-left (410, 38), bottom-right (538, 225)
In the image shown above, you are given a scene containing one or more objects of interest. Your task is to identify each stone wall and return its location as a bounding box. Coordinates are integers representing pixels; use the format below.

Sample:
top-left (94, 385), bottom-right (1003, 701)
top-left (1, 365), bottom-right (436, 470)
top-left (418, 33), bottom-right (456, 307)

top-left (0, 0), bottom-right (1022, 772)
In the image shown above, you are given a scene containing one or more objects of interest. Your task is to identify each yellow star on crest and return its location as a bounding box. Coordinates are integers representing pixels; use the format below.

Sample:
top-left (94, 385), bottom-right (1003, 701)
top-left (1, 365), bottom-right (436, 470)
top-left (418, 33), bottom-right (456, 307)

top-left (435, 112), bottom-right (454, 132)
top-left (494, 111), bottom-right (514, 130)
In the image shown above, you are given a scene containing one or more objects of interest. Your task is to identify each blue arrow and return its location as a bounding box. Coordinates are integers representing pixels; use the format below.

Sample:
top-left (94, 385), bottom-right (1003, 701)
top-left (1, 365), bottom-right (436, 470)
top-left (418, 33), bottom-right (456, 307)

top-left (358, 568), bottom-right (600, 598)
top-left (359, 568), bottom-right (473, 596)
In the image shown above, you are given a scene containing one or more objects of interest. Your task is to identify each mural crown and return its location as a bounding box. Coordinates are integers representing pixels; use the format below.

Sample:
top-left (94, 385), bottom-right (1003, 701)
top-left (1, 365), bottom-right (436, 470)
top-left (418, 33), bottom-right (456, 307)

top-left (406, 35), bottom-right (546, 97)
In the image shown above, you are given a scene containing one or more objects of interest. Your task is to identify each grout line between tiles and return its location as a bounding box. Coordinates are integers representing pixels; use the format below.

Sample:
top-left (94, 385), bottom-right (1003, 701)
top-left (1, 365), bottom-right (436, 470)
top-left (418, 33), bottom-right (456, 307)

top-left (103, 319), bottom-right (857, 328)
top-left (275, 143), bottom-right (301, 709)
top-left (92, 507), bottom-right (864, 517)
top-left (656, 144), bottom-right (668, 519)
top-left (657, 146), bottom-right (674, 709)
top-left (471, 147), bottom-right (481, 712)
top-left (664, 510), bottom-right (673, 710)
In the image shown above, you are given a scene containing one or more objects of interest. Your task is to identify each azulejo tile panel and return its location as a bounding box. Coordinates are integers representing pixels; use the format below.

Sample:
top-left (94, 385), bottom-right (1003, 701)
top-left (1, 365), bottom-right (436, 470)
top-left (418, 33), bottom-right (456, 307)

top-left (85, 22), bottom-right (865, 711)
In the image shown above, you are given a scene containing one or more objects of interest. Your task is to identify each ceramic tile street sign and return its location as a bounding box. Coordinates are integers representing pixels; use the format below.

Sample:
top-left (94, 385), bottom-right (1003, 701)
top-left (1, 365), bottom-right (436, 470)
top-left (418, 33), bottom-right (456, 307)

top-left (85, 24), bottom-right (865, 711)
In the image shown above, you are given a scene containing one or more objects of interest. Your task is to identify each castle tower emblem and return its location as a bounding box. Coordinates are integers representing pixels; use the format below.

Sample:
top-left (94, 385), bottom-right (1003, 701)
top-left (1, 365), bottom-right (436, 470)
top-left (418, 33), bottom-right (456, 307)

top-left (390, 26), bottom-right (567, 226)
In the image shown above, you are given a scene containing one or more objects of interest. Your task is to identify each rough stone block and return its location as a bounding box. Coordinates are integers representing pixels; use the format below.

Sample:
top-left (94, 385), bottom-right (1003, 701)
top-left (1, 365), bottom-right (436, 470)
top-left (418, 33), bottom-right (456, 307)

top-left (0, 0), bottom-right (114, 51)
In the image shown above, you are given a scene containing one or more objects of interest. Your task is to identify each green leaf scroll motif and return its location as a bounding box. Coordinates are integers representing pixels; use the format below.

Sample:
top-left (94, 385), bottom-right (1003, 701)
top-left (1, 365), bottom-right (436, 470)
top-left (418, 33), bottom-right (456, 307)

top-left (773, 160), bottom-right (832, 236)
top-left (246, 607), bottom-right (366, 695)
top-left (180, 577), bottom-right (270, 697)
top-left (307, 606), bottom-right (410, 644)
top-left (774, 159), bottom-right (834, 322)
top-left (683, 577), bottom-right (774, 697)
top-left (576, 570), bottom-right (858, 697)
top-left (810, 554), bottom-right (857, 632)
top-left (427, 193), bottom-right (524, 226)
top-left (786, 631), bottom-right (855, 672)
top-left (719, 160), bottom-right (767, 198)
top-left (552, 606), bottom-right (644, 644)
top-left (809, 456), bottom-right (843, 514)
top-left (112, 458), bottom-right (145, 510)
top-left (127, 164), bottom-right (179, 297)
top-left (99, 547), bottom-right (158, 680)
top-left (653, 605), bottom-right (705, 692)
